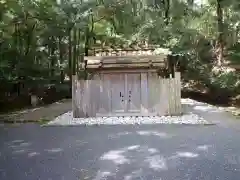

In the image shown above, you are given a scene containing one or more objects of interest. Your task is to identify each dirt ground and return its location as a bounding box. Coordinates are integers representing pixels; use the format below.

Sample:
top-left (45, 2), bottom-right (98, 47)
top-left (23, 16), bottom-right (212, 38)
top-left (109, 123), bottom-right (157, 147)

top-left (0, 99), bottom-right (72, 122)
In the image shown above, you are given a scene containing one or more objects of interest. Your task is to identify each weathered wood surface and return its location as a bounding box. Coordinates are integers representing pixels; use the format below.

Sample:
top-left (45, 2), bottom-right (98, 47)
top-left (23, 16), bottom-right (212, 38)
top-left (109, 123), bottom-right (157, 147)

top-left (85, 55), bottom-right (167, 62)
top-left (89, 46), bottom-right (161, 56)
top-left (85, 55), bottom-right (167, 69)
top-left (72, 72), bottom-right (182, 118)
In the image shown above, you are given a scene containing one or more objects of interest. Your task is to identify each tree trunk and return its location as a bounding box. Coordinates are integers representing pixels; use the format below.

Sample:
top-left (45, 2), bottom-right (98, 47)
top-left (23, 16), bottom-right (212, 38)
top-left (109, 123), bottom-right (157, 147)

top-left (216, 0), bottom-right (224, 66)
top-left (50, 37), bottom-right (55, 79)
top-left (58, 37), bottom-right (64, 83)
top-left (164, 0), bottom-right (170, 25)
top-left (84, 26), bottom-right (90, 56)
top-left (68, 28), bottom-right (72, 92)
top-left (84, 9), bottom-right (94, 57)
top-left (76, 28), bottom-right (81, 74)
top-left (73, 27), bottom-right (77, 76)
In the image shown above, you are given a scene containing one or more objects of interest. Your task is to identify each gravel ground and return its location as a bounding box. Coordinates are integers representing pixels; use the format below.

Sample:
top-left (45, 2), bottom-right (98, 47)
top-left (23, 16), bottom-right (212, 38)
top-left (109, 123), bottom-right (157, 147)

top-left (47, 99), bottom-right (214, 126)
top-left (47, 112), bottom-right (210, 126)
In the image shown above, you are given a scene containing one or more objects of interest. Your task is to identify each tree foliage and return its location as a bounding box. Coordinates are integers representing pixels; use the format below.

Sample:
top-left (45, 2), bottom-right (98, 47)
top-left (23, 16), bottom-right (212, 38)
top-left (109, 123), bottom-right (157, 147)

top-left (0, 0), bottom-right (240, 109)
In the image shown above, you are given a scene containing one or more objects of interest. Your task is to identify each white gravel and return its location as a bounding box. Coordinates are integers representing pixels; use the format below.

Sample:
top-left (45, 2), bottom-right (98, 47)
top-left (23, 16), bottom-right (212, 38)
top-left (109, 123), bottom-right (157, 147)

top-left (47, 113), bottom-right (210, 126)
top-left (47, 99), bottom-right (213, 126)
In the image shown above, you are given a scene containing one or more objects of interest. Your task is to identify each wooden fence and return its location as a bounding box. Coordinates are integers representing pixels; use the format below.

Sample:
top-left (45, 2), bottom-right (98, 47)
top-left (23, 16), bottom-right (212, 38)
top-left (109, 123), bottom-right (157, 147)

top-left (72, 72), bottom-right (181, 118)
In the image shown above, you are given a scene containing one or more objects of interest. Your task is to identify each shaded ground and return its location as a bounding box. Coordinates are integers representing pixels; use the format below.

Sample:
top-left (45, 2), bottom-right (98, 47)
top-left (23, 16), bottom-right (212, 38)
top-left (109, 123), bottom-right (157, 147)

top-left (1, 122), bottom-right (240, 180)
top-left (0, 99), bottom-right (71, 122)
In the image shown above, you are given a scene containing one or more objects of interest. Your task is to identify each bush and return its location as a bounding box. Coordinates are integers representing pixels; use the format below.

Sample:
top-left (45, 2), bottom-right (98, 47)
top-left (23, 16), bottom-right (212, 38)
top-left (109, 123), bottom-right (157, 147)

top-left (210, 68), bottom-right (240, 94)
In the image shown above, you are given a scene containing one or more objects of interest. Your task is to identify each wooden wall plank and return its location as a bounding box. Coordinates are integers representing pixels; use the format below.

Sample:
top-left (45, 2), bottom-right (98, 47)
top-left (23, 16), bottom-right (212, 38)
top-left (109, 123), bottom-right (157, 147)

top-left (140, 73), bottom-right (148, 114)
top-left (73, 72), bottom-right (182, 117)
top-left (72, 75), bottom-right (78, 118)
top-left (175, 72), bottom-right (182, 114)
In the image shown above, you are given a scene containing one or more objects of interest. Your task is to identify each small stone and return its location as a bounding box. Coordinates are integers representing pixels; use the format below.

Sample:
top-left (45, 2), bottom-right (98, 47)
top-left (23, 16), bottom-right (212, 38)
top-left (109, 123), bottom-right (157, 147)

top-left (47, 108), bottom-right (210, 125)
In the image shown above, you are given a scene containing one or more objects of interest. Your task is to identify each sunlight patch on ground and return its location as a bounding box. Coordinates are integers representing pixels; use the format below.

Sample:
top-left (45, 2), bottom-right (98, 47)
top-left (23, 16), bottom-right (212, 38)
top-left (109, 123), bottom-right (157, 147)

top-left (12, 149), bottom-right (26, 154)
top-left (137, 131), bottom-right (168, 138)
top-left (19, 142), bottom-right (31, 147)
top-left (11, 140), bottom-right (24, 143)
top-left (95, 145), bottom-right (205, 179)
top-left (197, 145), bottom-right (211, 151)
top-left (127, 145), bottom-right (140, 151)
top-left (117, 132), bottom-right (132, 136)
top-left (28, 152), bottom-right (40, 157)
top-left (144, 155), bottom-right (167, 171)
top-left (181, 98), bottom-right (204, 106)
top-left (124, 170), bottom-right (143, 180)
top-left (100, 150), bottom-right (130, 165)
top-left (193, 105), bottom-right (222, 113)
top-left (93, 171), bottom-right (113, 180)
top-left (176, 152), bottom-right (199, 158)
top-left (45, 148), bottom-right (63, 153)
top-left (148, 148), bottom-right (159, 154)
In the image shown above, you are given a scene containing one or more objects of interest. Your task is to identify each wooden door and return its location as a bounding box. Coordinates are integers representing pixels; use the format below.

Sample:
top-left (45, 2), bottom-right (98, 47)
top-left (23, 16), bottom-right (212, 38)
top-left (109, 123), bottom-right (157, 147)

top-left (126, 73), bottom-right (141, 112)
top-left (110, 74), bottom-right (126, 113)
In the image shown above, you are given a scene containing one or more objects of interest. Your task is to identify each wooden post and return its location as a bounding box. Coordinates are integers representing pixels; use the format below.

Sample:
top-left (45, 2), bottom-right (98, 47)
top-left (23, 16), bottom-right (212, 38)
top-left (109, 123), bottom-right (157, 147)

top-left (140, 73), bottom-right (148, 115)
top-left (175, 72), bottom-right (182, 115)
top-left (72, 75), bottom-right (79, 118)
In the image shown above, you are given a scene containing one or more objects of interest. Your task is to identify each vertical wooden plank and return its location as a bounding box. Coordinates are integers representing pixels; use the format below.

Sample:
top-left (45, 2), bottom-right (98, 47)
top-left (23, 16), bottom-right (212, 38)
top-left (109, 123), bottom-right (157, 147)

top-left (166, 79), bottom-right (170, 115)
top-left (175, 72), bottom-right (182, 114)
top-left (158, 77), bottom-right (168, 116)
top-left (126, 73), bottom-right (141, 113)
top-left (97, 78), bottom-right (101, 116)
top-left (98, 76), bottom-right (104, 114)
top-left (90, 74), bottom-right (101, 117)
top-left (82, 80), bottom-right (86, 117)
top-left (169, 77), bottom-right (175, 115)
top-left (93, 79), bottom-right (100, 117)
top-left (157, 76), bottom-right (161, 115)
top-left (174, 75), bottom-right (178, 115)
top-left (101, 74), bottom-right (111, 114)
top-left (169, 78), bottom-right (173, 115)
top-left (140, 73), bottom-right (148, 115)
top-left (89, 80), bottom-right (94, 117)
top-left (161, 79), bottom-right (166, 115)
top-left (158, 78), bottom-right (162, 116)
top-left (155, 76), bottom-right (161, 116)
top-left (172, 77), bottom-right (177, 115)
top-left (72, 75), bottom-right (78, 118)
top-left (167, 73), bottom-right (182, 116)
top-left (165, 79), bottom-right (170, 115)
top-left (148, 72), bottom-right (160, 114)
top-left (109, 74), bottom-right (125, 113)
top-left (85, 80), bottom-right (88, 117)
top-left (147, 72), bottom-right (153, 113)
top-left (89, 80), bottom-right (93, 117)
top-left (178, 72), bottom-right (182, 114)
top-left (107, 76), bottom-right (112, 114)
top-left (76, 79), bottom-right (87, 118)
